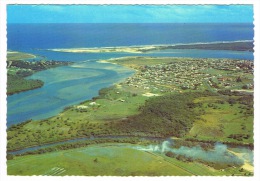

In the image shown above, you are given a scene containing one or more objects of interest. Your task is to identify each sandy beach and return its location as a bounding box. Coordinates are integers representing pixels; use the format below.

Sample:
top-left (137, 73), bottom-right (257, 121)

top-left (48, 41), bottom-right (253, 54)
top-left (49, 45), bottom-right (157, 54)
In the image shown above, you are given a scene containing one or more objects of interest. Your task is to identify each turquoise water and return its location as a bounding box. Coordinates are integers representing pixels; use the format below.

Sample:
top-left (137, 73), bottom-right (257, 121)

top-left (7, 60), bottom-right (134, 126)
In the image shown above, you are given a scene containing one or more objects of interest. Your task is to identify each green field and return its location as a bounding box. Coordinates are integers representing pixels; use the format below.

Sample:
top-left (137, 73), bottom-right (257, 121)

top-left (8, 143), bottom-right (252, 176)
top-left (7, 51), bottom-right (36, 61)
top-left (8, 144), bottom-right (192, 176)
top-left (186, 95), bottom-right (254, 144)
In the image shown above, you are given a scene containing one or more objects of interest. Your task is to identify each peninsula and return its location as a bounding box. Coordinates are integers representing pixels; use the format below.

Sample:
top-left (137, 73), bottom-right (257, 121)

top-left (7, 51), bottom-right (72, 95)
top-left (48, 41), bottom-right (253, 54)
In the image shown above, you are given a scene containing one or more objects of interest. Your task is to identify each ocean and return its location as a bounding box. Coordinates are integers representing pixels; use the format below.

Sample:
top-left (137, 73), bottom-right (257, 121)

top-left (8, 23), bottom-right (254, 50)
top-left (7, 23), bottom-right (254, 126)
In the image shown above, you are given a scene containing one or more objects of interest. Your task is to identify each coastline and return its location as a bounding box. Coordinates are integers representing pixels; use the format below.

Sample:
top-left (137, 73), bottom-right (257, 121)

top-left (7, 51), bottom-right (37, 60)
top-left (48, 41), bottom-right (254, 54)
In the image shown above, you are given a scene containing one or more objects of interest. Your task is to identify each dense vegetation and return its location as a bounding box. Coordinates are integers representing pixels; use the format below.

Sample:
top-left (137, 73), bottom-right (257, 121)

top-left (156, 41), bottom-right (254, 52)
top-left (11, 137), bottom-right (159, 156)
top-left (7, 74), bottom-right (44, 95)
top-left (7, 90), bottom-right (228, 151)
top-left (10, 60), bottom-right (71, 72)
top-left (115, 91), bottom-right (215, 137)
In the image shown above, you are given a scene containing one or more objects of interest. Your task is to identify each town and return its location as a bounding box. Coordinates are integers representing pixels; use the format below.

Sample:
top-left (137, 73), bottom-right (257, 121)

top-left (113, 57), bottom-right (254, 94)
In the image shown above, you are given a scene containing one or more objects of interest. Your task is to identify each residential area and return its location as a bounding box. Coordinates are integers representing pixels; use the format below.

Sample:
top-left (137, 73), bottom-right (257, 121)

top-left (120, 58), bottom-right (253, 94)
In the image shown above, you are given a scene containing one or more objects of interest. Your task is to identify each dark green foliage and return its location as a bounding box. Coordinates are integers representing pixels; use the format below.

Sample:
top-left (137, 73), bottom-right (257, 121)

top-left (93, 158), bottom-right (98, 163)
top-left (7, 154), bottom-right (14, 160)
top-left (15, 137), bottom-right (159, 156)
top-left (16, 70), bottom-right (33, 77)
top-left (237, 95), bottom-right (253, 106)
top-left (242, 84), bottom-right (249, 89)
top-left (165, 151), bottom-right (176, 158)
top-left (163, 42), bottom-right (254, 52)
top-left (10, 60), bottom-right (71, 72)
top-left (7, 74), bottom-right (44, 95)
top-left (115, 92), bottom-right (215, 138)
top-left (236, 76), bottom-right (242, 82)
top-left (217, 90), bottom-right (246, 96)
top-left (227, 98), bottom-right (237, 105)
top-left (7, 59), bottom-right (72, 95)
top-left (228, 134), bottom-right (250, 141)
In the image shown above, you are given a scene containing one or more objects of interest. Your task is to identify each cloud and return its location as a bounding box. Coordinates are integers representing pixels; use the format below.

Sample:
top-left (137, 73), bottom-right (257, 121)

top-left (31, 5), bottom-right (64, 13)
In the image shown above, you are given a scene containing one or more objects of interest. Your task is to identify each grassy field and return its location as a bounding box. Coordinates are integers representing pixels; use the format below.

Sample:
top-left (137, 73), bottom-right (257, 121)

top-left (7, 143), bottom-right (251, 176)
top-left (7, 51), bottom-right (36, 61)
top-left (8, 144), bottom-right (193, 176)
top-left (186, 95), bottom-right (254, 144)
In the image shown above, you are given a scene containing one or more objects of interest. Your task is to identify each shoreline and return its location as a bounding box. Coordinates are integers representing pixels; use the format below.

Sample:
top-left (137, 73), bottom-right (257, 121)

top-left (48, 40), bottom-right (254, 54)
top-left (7, 51), bottom-right (37, 60)
top-left (7, 57), bottom-right (134, 127)
top-left (7, 51), bottom-right (73, 96)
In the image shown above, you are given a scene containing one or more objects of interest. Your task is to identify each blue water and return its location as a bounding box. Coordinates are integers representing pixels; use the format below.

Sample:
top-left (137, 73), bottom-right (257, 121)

top-left (7, 61), bottom-right (134, 126)
top-left (7, 23), bottom-right (254, 126)
top-left (8, 23), bottom-right (254, 50)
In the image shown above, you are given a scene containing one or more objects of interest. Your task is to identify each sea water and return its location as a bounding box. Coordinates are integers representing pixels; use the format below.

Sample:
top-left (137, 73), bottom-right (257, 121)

top-left (7, 23), bottom-right (254, 126)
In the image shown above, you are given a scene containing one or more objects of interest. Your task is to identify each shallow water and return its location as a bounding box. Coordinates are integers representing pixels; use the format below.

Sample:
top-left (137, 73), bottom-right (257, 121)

top-left (7, 60), bottom-right (134, 126)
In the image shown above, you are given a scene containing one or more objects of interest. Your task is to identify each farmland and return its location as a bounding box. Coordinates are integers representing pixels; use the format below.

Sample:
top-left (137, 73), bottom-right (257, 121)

top-left (7, 143), bottom-right (252, 176)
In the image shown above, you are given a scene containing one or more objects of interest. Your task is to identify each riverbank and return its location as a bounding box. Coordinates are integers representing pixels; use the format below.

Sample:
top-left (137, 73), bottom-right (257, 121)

top-left (48, 41), bottom-right (254, 54)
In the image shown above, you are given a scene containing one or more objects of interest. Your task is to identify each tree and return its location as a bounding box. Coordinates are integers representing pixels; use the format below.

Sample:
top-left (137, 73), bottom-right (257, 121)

top-left (236, 76), bottom-right (242, 82)
top-left (165, 151), bottom-right (175, 158)
top-left (7, 154), bottom-right (14, 160)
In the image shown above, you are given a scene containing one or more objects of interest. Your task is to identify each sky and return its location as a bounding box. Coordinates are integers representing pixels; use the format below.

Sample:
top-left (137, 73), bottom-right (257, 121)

top-left (7, 5), bottom-right (253, 23)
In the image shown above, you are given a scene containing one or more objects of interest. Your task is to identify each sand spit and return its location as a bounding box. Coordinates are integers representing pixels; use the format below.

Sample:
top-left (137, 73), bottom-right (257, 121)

top-left (7, 51), bottom-right (37, 60)
top-left (47, 41), bottom-right (253, 54)
top-left (49, 46), bottom-right (157, 54)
